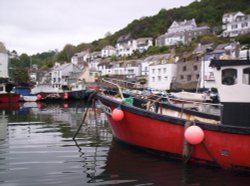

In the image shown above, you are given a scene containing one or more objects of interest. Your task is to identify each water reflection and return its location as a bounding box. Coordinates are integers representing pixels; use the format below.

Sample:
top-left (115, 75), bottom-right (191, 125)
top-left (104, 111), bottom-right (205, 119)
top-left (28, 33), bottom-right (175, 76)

top-left (0, 101), bottom-right (249, 186)
top-left (90, 141), bottom-right (250, 186)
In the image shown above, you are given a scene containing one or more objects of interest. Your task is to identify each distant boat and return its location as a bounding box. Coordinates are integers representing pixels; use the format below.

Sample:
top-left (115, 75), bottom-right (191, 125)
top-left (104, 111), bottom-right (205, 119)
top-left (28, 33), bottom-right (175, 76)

top-left (13, 86), bottom-right (38, 102)
top-left (67, 81), bottom-right (88, 99)
top-left (96, 58), bottom-right (250, 173)
top-left (0, 83), bottom-right (20, 103)
top-left (30, 84), bottom-right (67, 101)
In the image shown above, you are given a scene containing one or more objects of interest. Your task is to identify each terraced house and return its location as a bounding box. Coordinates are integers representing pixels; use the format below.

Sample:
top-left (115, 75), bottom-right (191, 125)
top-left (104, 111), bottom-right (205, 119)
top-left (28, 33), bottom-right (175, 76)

top-left (222, 11), bottom-right (250, 37)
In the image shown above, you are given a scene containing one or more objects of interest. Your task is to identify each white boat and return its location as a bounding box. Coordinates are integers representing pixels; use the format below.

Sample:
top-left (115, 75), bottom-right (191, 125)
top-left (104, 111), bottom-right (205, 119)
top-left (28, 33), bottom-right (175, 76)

top-left (22, 95), bottom-right (38, 102)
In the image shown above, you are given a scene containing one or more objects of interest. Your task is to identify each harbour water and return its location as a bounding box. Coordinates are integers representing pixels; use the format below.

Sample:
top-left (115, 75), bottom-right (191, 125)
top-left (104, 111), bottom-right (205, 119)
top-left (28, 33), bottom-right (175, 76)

top-left (0, 101), bottom-right (250, 186)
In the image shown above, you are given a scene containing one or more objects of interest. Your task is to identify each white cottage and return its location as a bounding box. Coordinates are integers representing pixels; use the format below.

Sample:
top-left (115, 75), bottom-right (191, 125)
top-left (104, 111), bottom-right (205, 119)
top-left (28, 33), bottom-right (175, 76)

top-left (222, 11), bottom-right (250, 37)
top-left (148, 54), bottom-right (177, 90)
top-left (123, 60), bottom-right (142, 79)
top-left (155, 19), bottom-right (210, 47)
top-left (71, 51), bottom-right (90, 65)
top-left (136, 38), bottom-right (153, 53)
top-left (101, 45), bottom-right (116, 58)
top-left (116, 34), bottom-right (137, 57)
top-left (51, 63), bottom-right (82, 88)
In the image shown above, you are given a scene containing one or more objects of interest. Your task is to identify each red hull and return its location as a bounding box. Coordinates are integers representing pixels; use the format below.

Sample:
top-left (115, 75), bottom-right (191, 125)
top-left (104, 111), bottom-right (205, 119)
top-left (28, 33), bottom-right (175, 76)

top-left (98, 94), bottom-right (250, 172)
top-left (0, 93), bottom-right (20, 103)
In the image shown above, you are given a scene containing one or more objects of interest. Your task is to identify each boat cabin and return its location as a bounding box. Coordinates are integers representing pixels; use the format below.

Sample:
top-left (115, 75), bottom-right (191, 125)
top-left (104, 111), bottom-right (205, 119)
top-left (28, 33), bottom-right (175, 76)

top-left (210, 59), bottom-right (250, 127)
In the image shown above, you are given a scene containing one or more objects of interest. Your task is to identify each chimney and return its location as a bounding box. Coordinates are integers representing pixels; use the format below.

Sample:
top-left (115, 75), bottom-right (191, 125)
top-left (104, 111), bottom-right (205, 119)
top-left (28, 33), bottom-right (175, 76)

top-left (235, 42), bottom-right (240, 59)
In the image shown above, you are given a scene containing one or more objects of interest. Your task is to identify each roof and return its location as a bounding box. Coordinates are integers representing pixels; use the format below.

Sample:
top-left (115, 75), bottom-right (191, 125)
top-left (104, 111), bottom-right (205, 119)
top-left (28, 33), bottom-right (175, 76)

top-left (102, 45), bottom-right (115, 50)
top-left (117, 33), bottom-right (132, 43)
top-left (144, 54), bottom-right (175, 65)
top-left (53, 63), bottom-right (81, 76)
top-left (223, 11), bottom-right (244, 17)
top-left (170, 18), bottom-right (196, 28)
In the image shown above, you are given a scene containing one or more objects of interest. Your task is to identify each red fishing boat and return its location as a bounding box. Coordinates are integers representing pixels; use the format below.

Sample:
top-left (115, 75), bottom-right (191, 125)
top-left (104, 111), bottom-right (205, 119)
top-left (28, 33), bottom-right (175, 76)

top-left (0, 83), bottom-right (20, 103)
top-left (96, 58), bottom-right (250, 173)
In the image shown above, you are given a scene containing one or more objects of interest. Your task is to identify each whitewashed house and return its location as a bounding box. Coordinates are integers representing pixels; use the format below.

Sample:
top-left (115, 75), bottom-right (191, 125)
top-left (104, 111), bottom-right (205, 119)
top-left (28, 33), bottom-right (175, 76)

top-left (116, 34), bottom-right (137, 57)
top-left (0, 42), bottom-right (9, 78)
top-left (88, 58), bottom-right (101, 71)
top-left (98, 62), bottom-right (112, 76)
top-left (71, 51), bottom-right (90, 65)
top-left (90, 51), bottom-right (101, 61)
top-left (141, 55), bottom-right (158, 76)
top-left (123, 60), bottom-right (142, 79)
top-left (192, 44), bottom-right (216, 89)
top-left (155, 19), bottom-right (210, 46)
top-left (148, 54), bottom-right (177, 90)
top-left (111, 61), bottom-right (125, 75)
top-left (51, 62), bottom-right (82, 88)
top-left (78, 65), bottom-right (99, 84)
top-left (136, 38), bottom-right (153, 53)
top-left (101, 45), bottom-right (116, 58)
top-left (165, 32), bottom-right (184, 46)
top-left (222, 11), bottom-right (250, 37)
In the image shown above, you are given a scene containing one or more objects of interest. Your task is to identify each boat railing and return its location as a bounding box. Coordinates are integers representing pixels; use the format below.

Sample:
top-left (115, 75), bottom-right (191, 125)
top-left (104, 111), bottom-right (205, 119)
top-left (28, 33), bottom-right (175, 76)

top-left (101, 78), bottom-right (223, 124)
top-left (167, 96), bottom-right (223, 122)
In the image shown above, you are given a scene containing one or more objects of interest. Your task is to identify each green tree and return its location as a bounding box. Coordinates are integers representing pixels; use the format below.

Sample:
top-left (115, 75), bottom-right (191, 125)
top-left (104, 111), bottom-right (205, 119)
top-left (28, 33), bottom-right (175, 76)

top-left (12, 68), bottom-right (29, 85)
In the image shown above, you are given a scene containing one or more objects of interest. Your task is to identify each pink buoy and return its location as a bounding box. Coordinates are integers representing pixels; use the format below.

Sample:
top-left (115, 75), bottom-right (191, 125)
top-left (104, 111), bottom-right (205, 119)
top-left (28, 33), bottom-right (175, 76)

top-left (64, 92), bottom-right (68, 99)
top-left (112, 107), bottom-right (124, 121)
top-left (184, 125), bottom-right (204, 145)
top-left (37, 94), bottom-right (42, 100)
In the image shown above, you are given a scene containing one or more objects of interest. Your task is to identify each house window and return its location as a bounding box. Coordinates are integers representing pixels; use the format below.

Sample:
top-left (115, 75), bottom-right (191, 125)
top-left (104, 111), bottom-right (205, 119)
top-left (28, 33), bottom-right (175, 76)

top-left (196, 74), bottom-right (200, 80)
top-left (242, 22), bottom-right (248, 28)
top-left (187, 75), bottom-right (192, 81)
top-left (231, 24), bottom-right (238, 29)
top-left (183, 66), bottom-right (187, 71)
top-left (152, 77), bottom-right (155, 82)
top-left (128, 69), bottom-right (134, 74)
top-left (243, 68), bottom-right (250, 85)
top-left (163, 68), bottom-right (166, 73)
top-left (222, 68), bottom-right (237, 85)
top-left (180, 75), bottom-right (184, 80)
top-left (158, 69), bottom-right (161, 74)
top-left (193, 65), bottom-right (198, 71)
top-left (158, 76), bottom-right (161, 81)
top-left (152, 69), bottom-right (155, 74)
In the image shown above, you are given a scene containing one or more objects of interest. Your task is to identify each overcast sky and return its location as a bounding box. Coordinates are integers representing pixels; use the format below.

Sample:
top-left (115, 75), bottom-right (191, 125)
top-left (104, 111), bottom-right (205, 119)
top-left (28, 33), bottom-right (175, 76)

top-left (0, 0), bottom-right (194, 55)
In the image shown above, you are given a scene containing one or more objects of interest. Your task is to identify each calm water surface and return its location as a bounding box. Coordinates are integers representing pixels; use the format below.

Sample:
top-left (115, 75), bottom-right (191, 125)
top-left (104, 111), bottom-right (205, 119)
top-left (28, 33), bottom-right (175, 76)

top-left (0, 101), bottom-right (249, 186)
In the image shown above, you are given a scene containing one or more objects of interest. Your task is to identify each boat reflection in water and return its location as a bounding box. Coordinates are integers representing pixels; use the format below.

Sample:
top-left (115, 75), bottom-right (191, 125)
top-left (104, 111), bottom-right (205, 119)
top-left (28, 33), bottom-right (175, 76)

top-left (87, 140), bottom-right (250, 186)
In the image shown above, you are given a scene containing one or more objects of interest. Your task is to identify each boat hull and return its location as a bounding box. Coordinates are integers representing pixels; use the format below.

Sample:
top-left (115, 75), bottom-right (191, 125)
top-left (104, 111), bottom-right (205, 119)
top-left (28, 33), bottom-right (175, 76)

top-left (35, 92), bottom-right (66, 100)
top-left (0, 93), bottom-right (20, 103)
top-left (97, 94), bottom-right (250, 172)
top-left (68, 90), bottom-right (88, 99)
